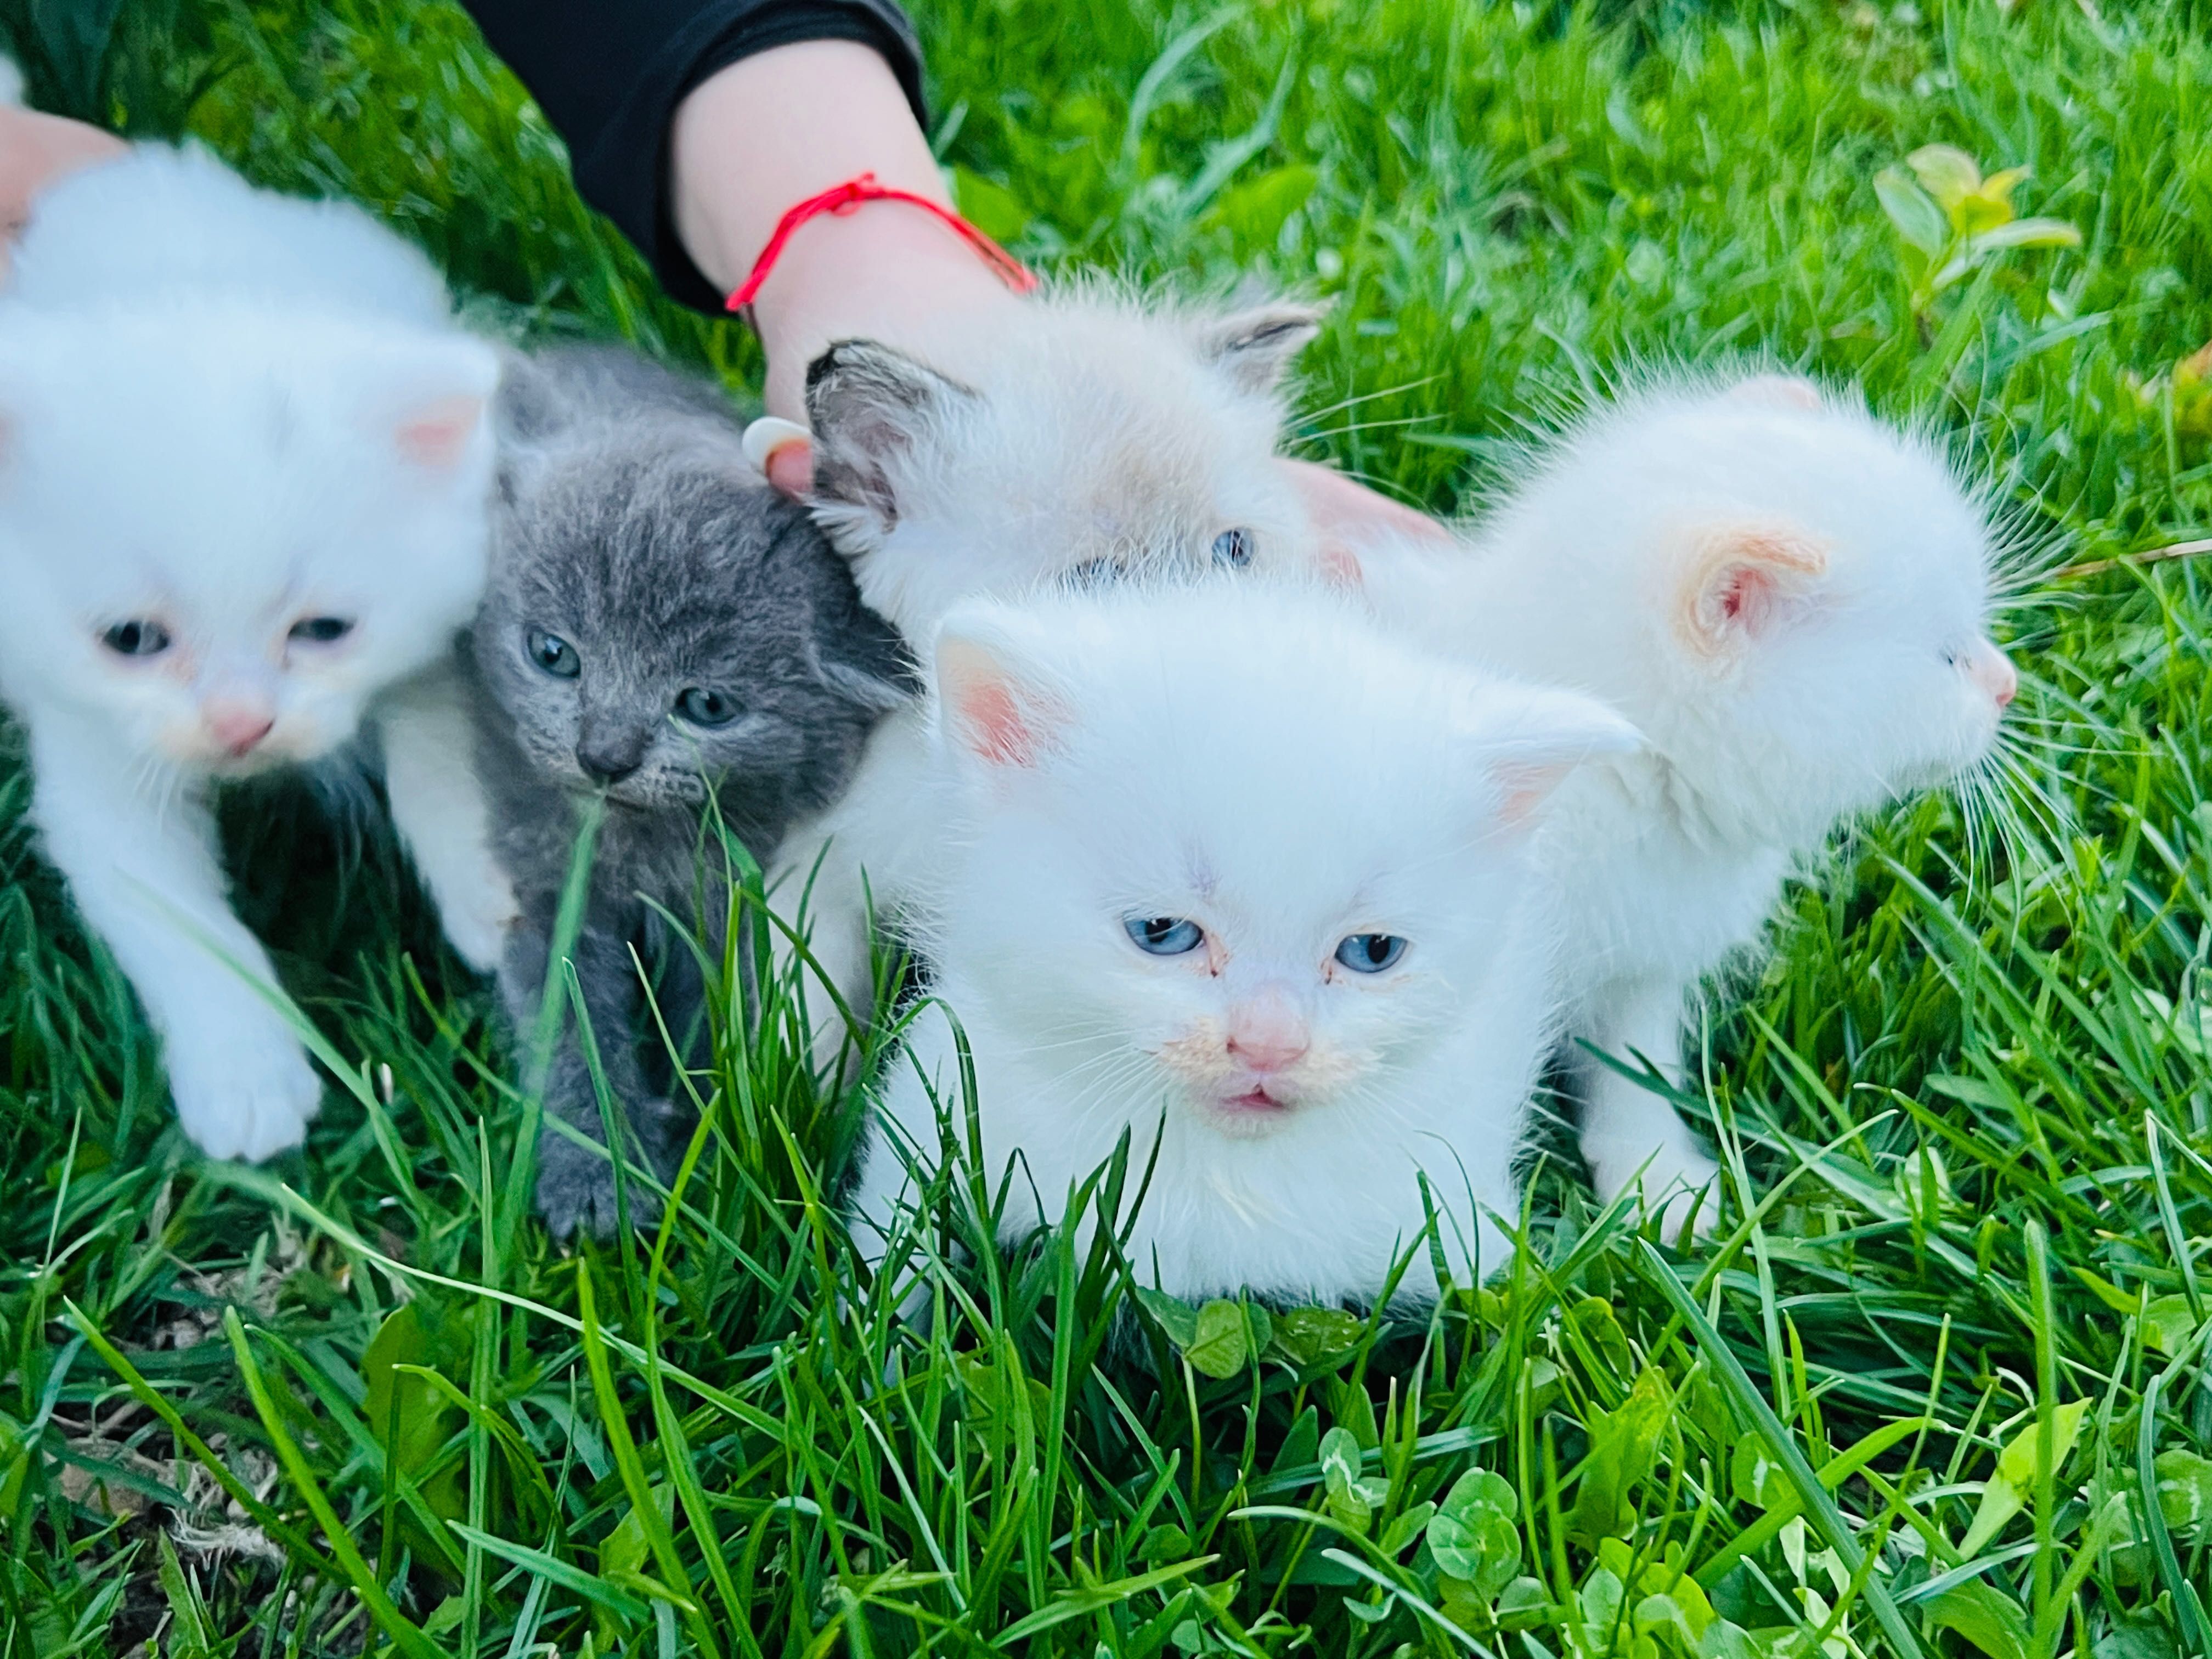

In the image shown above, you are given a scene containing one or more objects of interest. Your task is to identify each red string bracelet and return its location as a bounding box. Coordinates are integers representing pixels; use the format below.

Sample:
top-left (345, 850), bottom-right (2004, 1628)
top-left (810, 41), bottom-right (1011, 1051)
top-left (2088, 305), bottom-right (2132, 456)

top-left (725, 171), bottom-right (1038, 314)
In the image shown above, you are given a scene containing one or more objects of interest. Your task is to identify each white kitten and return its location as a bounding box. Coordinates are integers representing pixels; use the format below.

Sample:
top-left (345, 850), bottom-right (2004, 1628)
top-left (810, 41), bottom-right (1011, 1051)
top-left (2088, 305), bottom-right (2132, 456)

top-left (1356, 374), bottom-right (2018, 1235)
top-left (0, 147), bottom-right (496, 1160)
top-left (846, 580), bottom-right (1639, 1306)
top-left (770, 287), bottom-right (1328, 1057)
top-left (5, 144), bottom-right (456, 323)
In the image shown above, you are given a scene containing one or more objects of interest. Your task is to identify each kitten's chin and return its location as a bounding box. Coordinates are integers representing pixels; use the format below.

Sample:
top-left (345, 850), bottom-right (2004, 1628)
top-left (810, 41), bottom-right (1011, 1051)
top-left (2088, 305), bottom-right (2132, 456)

top-left (1890, 737), bottom-right (1991, 799)
top-left (600, 781), bottom-right (708, 812)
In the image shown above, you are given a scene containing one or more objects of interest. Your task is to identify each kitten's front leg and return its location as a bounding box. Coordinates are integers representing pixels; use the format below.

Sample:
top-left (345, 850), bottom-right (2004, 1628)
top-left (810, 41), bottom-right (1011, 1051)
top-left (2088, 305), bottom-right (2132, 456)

top-left (845, 1037), bottom-right (972, 1327)
top-left (1576, 975), bottom-right (1723, 1240)
top-left (768, 833), bottom-right (877, 1078)
top-left (506, 909), bottom-right (683, 1239)
top-left (27, 710), bottom-right (318, 1160)
top-left (376, 661), bottom-right (517, 974)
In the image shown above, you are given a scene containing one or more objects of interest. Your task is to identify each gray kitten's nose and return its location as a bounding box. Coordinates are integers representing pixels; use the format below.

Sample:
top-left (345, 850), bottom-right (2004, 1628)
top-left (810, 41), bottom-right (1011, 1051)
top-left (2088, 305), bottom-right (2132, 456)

top-left (577, 735), bottom-right (646, 783)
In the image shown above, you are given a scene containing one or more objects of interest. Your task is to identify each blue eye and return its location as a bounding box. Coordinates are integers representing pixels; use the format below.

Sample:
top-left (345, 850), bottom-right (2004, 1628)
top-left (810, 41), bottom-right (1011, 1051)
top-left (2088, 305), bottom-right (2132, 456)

top-left (1125, 916), bottom-right (1204, 956)
top-left (675, 687), bottom-right (740, 727)
top-left (1334, 933), bottom-right (1407, 973)
top-left (1211, 527), bottom-right (1254, 569)
top-left (527, 628), bottom-right (580, 678)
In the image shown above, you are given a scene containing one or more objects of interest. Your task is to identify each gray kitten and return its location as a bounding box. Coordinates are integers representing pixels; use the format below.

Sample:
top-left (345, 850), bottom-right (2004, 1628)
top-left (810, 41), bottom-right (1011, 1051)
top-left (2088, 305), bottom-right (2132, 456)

top-left (468, 345), bottom-right (909, 1237)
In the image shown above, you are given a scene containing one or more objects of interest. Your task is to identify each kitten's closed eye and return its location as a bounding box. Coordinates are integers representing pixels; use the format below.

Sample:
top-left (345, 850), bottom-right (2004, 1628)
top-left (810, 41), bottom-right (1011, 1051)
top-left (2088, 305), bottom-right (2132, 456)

top-left (1211, 527), bottom-right (1254, 569)
top-left (102, 620), bottom-right (172, 658)
top-left (675, 687), bottom-right (742, 727)
top-left (289, 616), bottom-right (353, 645)
top-left (1125, 915), bottom-right (1204, 956)
top-left (527, 628), bottom-right (580, 679)
top-left (1334, 933), bottom-right (1407, 973)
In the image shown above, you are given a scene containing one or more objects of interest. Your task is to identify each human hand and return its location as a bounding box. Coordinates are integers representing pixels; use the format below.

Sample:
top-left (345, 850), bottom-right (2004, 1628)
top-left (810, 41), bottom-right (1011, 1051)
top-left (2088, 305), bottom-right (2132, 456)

top-left (670, 44), bottom-right (1449, 562)
top-left (0, 106), bottom-right (126, 275)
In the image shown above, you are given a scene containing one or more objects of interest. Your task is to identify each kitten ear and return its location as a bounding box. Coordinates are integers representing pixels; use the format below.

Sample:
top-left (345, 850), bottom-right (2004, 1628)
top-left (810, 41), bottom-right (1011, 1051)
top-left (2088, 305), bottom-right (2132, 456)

top-left (1458, 681), bottom-right (1642, 828)
top-left (1724, 372), bottom-right (1822, 413)
top-left (396, 394), bottom-right (490, 469)
top-left (363, 338), bottom-right (501, 474)
top-left (805, 340), bottom-right (979, 541)
top-left (810, 604), bottom-right (918, 714)
top-left (933, 609), bottom-right (1073, 771)
top-left (1678, 521), bottom-right (1830, 659)
top-left (1193, 302), bottom-right (1324, 396)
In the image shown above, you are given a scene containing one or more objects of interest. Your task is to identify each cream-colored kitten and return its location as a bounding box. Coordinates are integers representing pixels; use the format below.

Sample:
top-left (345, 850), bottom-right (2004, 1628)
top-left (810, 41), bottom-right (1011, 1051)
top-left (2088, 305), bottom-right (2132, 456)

top-left (1356, 374), bottom-right (2018, 1236)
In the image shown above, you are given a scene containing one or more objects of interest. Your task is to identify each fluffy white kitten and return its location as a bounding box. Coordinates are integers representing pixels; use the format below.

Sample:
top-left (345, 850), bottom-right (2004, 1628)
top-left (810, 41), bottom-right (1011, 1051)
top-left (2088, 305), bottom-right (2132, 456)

top-left (771, 288), bottom-right (1328, 1056)
top-left (0, 146), bottom-right (496, 1159)
top-left (1356, 374), bottom-right (2018, 1235)
top-left (846, 580), bottom-right (1639, 1307)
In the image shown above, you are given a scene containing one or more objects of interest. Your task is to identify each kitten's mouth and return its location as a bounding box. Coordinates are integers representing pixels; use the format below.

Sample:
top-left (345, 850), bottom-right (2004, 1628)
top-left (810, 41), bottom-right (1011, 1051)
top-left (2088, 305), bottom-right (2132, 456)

top-left (200, 746), bottom-right (296, 779)
top-left (566, 779), bottom-right (656, 811)
top-left (1218, 1085), bottom-right (1290, 1114)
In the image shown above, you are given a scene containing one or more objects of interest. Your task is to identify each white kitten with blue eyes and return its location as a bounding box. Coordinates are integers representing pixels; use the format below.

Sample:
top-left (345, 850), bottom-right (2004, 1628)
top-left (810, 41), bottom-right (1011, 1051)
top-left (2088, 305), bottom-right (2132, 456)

top-left (0, 145), bottom-right (496, 1160)
top-left (1355, 374), bottom-right (2019, 1237)
top-left (845, 581), bottom-right (1639, 1307)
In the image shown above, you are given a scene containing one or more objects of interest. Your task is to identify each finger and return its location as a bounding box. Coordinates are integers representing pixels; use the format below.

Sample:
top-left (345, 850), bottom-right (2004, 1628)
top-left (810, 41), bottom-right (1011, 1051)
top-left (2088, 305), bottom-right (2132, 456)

top-left (743, 415), bottom-right (815, 498)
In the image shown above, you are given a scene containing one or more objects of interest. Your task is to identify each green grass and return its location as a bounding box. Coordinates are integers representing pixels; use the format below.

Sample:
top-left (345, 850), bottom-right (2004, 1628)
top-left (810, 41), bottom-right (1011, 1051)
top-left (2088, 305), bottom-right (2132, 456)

top-left (2, 0), bottom-right (2211, 1652)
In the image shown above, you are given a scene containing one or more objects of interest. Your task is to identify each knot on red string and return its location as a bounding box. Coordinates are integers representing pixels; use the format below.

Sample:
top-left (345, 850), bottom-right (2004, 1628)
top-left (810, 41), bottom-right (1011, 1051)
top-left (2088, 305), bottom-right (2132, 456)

top-left (725, 171), bottom-right (1038, 313)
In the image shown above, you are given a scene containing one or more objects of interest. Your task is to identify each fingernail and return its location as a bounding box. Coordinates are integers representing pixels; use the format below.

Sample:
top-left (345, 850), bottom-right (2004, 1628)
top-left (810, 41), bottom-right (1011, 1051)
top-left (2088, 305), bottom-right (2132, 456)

top-left (742, 415), bottom-right (811, 473)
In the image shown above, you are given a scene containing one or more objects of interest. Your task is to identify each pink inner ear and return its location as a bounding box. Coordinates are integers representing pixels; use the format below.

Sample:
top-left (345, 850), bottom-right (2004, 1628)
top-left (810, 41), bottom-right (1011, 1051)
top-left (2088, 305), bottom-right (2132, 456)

top-left (956, 678), bottom-right (1042, 767)
top-left (1716, 561), bottom-right (1776, 625)
top-left (1725, 373), bottom-right (1821, 413)
top-left (1679, 523), bottom-right (1829, 654)
top-left (1494, 761), bottom-right (1569, 828)
top-left (394, 395), bottom-right (486, 469)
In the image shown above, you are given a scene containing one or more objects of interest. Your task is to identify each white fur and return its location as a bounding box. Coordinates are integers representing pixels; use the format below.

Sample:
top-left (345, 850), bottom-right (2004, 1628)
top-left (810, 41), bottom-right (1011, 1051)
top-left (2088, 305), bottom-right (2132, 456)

top-left (772, 287), bottom-right (1329, 1060)
top-left (1356, 375), bottom-right (2016, 1234)
top-left (0, 148), bottom-right (496, 1159)
top-left (847, 580), bottom-right (1639, 1306)
top-left (374, 657), bottom-right (515, 972)
top-left (813, 289), bottom-right (1322, 636)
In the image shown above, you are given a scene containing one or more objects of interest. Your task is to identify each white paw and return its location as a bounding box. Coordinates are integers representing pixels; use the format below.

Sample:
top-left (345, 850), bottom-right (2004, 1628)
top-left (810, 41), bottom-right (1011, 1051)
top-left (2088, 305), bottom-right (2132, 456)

top-left (168, 1019), bottom-right (321, 1162)
top-left (1592, 1144), bottom-right (1725, 1242)
top-left (441, 875), bottom-right (518, 975)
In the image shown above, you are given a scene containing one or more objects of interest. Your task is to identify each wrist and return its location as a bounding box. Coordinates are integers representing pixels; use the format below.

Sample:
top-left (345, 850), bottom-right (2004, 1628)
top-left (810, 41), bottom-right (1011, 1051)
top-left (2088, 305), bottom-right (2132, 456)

top-left (747, 207), bottom-right (1021, 421)
top-left (669, 41), bottom-right (1024, 423)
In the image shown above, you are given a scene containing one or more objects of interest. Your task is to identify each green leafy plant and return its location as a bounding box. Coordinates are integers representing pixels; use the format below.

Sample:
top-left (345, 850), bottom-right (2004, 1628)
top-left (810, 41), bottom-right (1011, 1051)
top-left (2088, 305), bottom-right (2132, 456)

top-left (1874, 143), bottom-right (2081, 331)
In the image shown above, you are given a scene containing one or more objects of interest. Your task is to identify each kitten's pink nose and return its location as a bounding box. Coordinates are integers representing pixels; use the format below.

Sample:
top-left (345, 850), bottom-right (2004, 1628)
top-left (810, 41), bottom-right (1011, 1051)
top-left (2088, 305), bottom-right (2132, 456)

top-left (1226, 988), bottom-right (1310, 1074)
top-left (204, 698), bottom-right (275, 756)
top-left (1964, 640), bottom-right (2017, 709)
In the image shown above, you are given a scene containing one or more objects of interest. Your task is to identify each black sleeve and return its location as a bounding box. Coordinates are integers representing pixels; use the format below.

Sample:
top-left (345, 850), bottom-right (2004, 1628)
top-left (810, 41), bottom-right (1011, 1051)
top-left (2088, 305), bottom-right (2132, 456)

top-left (461, 1), bottom-right (927, 314)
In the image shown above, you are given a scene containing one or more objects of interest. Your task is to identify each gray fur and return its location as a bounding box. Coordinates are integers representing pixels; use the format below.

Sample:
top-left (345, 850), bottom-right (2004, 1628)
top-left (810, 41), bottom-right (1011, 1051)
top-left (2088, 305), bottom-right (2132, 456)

top-left (469, 345), bottom-right (911, 1237)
